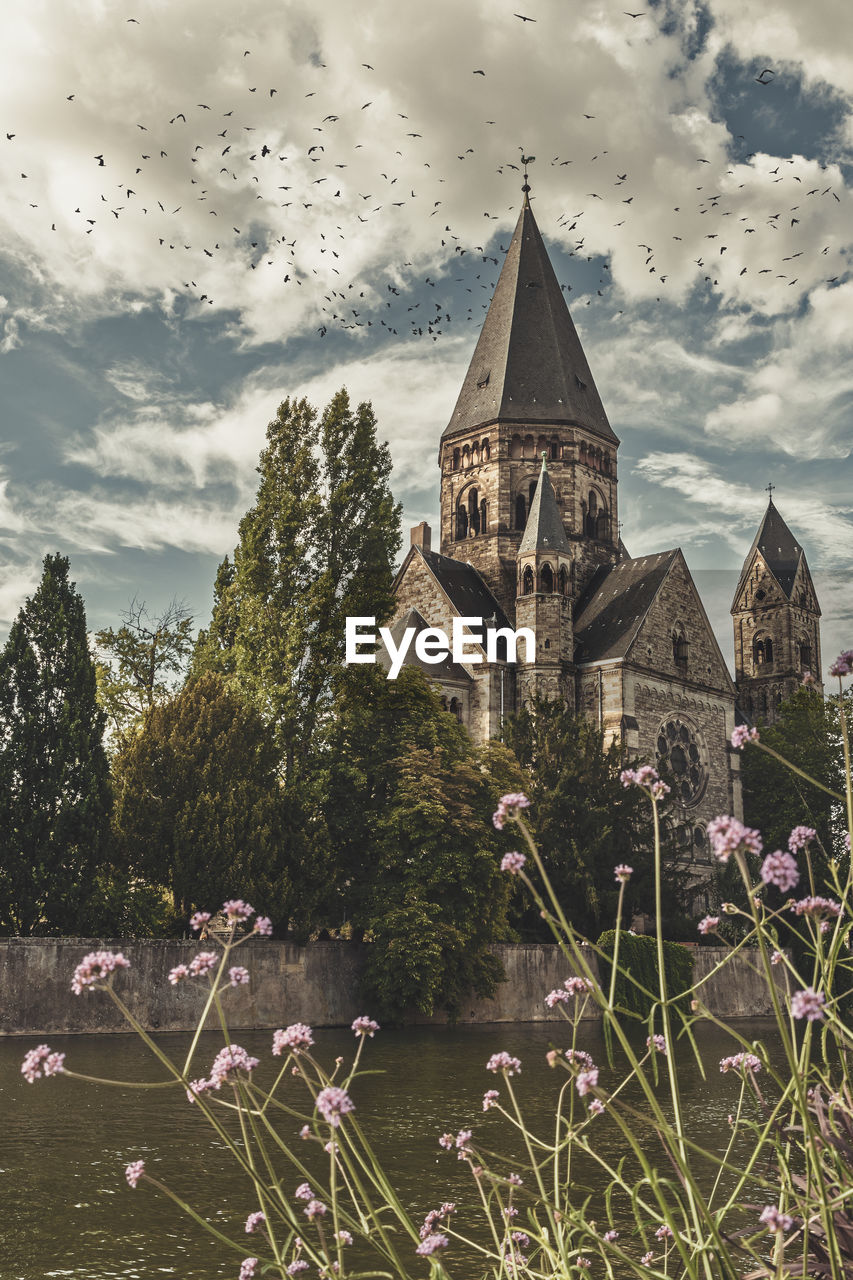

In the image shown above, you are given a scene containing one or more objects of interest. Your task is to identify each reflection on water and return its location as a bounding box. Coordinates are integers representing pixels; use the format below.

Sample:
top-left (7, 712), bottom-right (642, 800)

top-left (1, 1020), bottom-right (780, 1279)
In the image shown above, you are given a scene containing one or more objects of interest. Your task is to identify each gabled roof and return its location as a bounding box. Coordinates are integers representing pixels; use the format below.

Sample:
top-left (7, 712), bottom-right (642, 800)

top-left (518, 456), bottom-right (571, 556)
top-left (573, 551), bottom-right (677, 663)
top-left (416, 547), bottom-right (512, 630)
top-left (737, 499), bottom-right (805, 599)
top-left (377, 608), bottom-right (472, 683)
top-left (442, 198), bottom-right (618, 445)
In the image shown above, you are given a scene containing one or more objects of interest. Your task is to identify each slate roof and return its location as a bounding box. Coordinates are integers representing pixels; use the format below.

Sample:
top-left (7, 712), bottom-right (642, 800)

top-left (518, 457), bottom-right (571, 555)
top-left (418, 547), bottom-right (512, 631)
top-left (737, 499), bottom-right (804, 598)
top-left (573, 551), bottom-right (678, 663)
top-left (377, 608), bottom-right (472, 682)
top-left (442, 197), bottom-right (618, 445)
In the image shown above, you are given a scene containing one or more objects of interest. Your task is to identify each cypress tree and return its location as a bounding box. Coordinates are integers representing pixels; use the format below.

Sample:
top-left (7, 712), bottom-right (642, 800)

top-left (0, 554), bottom-right (111, 935)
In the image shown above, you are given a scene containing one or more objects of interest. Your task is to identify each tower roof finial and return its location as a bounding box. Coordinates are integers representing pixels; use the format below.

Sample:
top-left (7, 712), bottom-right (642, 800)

top-left (520, 151), bottom-right (535, 205)
top-left (766, 480), bottom-right (775, 504)
top-left (541, 449), bottom-right (548, 472)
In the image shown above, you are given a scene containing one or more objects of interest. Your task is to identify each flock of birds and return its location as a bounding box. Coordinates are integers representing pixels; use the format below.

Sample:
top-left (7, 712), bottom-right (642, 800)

top-left (2, 7), bottom-right (849, 346)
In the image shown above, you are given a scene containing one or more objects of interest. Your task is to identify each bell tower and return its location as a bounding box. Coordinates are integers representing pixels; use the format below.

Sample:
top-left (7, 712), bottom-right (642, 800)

top-left (438, 167), bottom-right (620, 620)
top-left (515, 453), bottom-right (574, 704)
top-left (731, 489), bottom-right (822, 724)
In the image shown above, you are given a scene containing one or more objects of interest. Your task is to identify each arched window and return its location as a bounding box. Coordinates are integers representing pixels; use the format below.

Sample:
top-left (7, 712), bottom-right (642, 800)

top-left (544, 638), bottom-right (551, 649)
top-left (462, 445), bottom-right (470, 468)
top-left (579, 442), bottom-right (588, 466)
top-left (440, 696), bottom-right (448, 711)
top-left (595, 509), bottom-right (608, 540)
top-left (799, 639), bottom-right (811, 669)
top-left (468, 487), bottom-right (480, 536)
top-left (558, 566), bottom-right (568, 596)
top-left (537, 434), bottom-right (548, 458)
top-left (529, 479), bottom-right (537, 507)
top-left (765, 637), bottom-right (773, 664)
top-left (522, 566), bottom-right (534, 595)
top-left (452, 448), bottom-right (460, 470)
top-left (753, 637), bottom-right (774, 667)
top-left (673, 628), bottom-right (688, 666)
top-left (550, 436), bottom-right (560, 459)
top-left (603, 452), bottom-right (611, 474)
top-left (540, 562), bottom-right (554, 593)
top-left (480, 498), bottom-right (487, 534)
top-left (585, 491), bottom-right (598, 537)
top-left (523, 434), bottom-right (535, 459)
top-left (471, 444), bottom-right (480, 467)
top-left (481, 439), bottom-right (490, 462)
top-left (509, 435), bottom-right (523, 459)
top-left (449, 697), bottom-right (461, 722)
top-left (515, 493), bottom-right (526, 530)
top-left (456, 503), bottom-right (468, 540)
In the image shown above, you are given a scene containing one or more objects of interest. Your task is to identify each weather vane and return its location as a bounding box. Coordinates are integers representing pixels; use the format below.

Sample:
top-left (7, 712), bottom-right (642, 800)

top-left (520, 150), bottom-right (535, 196)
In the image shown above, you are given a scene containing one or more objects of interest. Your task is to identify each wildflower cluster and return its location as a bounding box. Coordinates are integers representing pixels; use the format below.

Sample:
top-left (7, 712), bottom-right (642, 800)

top-left (706, 815), bottom-right (763, 863)
top-left (71, 950), bottom-right (130, 995)
top-left (719, 1053), bottom-right (762, 1074)
top-left (619, 765), bottom-right (670, 800)
top-left (731, 725), bottom-right (760, 749)
top-left (21, 1044), bottom-right (65, 1083)
top-left (760, 849), bottom-right (800, 893)
top-left (492, 792), bottom-right (530, 829)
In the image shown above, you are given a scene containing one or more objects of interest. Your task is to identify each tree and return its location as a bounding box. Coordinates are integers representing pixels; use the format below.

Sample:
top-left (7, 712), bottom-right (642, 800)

top-left (501, 698), bottom-right (688, 941)
top-left (95, 598), bottom-right (194, 744)
top-left (193, 390), bottom-right (401, 780)
top-left (323, 666), bottom-right (525, 1020)
top-left (0, 554), bottom-right (112, 935)
top-left (112, 671), bottom-right (284, 924)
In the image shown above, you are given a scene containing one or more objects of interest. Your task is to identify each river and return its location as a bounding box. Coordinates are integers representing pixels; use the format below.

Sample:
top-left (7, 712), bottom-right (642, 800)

top-left (2, 1020), bottom-right (779, 1279)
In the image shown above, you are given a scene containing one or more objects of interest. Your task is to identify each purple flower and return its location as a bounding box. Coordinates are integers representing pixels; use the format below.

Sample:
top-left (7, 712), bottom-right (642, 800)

top-left (791, 987), bottom-right (826, 1021)
top-left (273, 1023), bottom-right (314, 1055)
top-left (575, 1067), bottom-right (599, 1096)
top-left (771, 950), bottom-right (784, 965)
top-left (209, 1044), bottom-right (259, 1086)
top-left (647, 1034), bottom-right (667, 1055)
top-left (294, 1182), bottom-right (314, 1200)
top-left (336, 1230), bottom-right (353, 1246)
top-left (71, 950), bottom-right (130, 995)
top-left (564, 976), bottom-right (593, 995)
top-left (482, 1089), bottom-right (500, 1110)
top-left (287, 1263), bottom-right (309, 1276)
top-left (438, 1133), bottom-right (454, 1150)
top-left (416, 1234), bottom-right (448, 1256)
top-left (168, 964), bottom-right (190, 985)
top-left (829, 649), bottom-right (853, 677)
top-left (614, 863), bottom-right (633, 882)
top-left (545, 988), bottom-right (571, 1008)
top-left (760, 1205), bottom-right (793, 1233)
top-left (577, 1256), bottom-right (592, 1268)
top-left (788, 825), bottom-right (817, 853)
top-left (21, 1044), bottom-right (65, 1083)
top-left (603, 1230), bottom-right (619, 1243)
top-left (565, 1049), bottom-right (595, 1069)
top-left (315, 1085), bottom-right (354, 1127)
top-left (455, 1128), bottom-right (473, 1157)
top-left (239, 1259), bottom-right (258, 1280)
top-left (731, 725), bottom-right (759, 749)
top-left (228, 966), bottom-right (250, 987)
top-left (492, 793), bottom-right (530, 830)
top-left (245, 1211), bottom-right (266, 1233)
top-left (189, 911), bottom-right (211, 931)
top-left (223, 899), bottom-right (254, 922)
top-left (761, 850), bottom-right (800, 893)
top-left (351, 1016), bottom-right (379, 1037)
top-left (501, 850), bottom-right (526, 873)
top-left (304, 1199), bottom-right (327, 1219)
top-left (486, 1051), bottom-right (521, 1075)
top-left (791, 896), bottom-right (841, 919)
top-left (720, 1053), bottom-right (761, 1074)
top-left (254, 916), bottom-right (273, 936)
top-left (697, 915), bottom-right (719, 935)
top-left (641, 1251), bottom-right (655, 1266)
top-left (620, 766), bottom-right (669, 800)
top-left (706, 815), bottom-right (763, 864)
top-left (125, 1160), bottom-right (145, 1188)
top-left (188, 951), bottom-right (218, 977)
top-left (588, 1097), bottom-right (604, 1116)
top-left (655, 1225), bottom-right (673, 1241)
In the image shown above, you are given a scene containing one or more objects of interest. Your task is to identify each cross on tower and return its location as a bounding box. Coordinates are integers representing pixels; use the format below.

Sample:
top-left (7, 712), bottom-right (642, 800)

top-left (766, 481), bottom-right (775, 501)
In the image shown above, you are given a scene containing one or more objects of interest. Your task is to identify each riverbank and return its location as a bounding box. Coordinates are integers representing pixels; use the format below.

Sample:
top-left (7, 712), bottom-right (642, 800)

top-left (0, 938), bottom-right (784, 1034)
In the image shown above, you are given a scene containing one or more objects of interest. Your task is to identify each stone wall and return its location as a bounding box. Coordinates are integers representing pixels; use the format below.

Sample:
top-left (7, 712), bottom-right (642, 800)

top-left (0, 939), bottom-right (785, 1036)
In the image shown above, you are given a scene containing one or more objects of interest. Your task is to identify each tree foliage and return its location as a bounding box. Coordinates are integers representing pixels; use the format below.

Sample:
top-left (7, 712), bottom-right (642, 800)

top-left (597, 930), bottom-right (694, 1022)
top-left (502, 697), bottom-right (688, 940)
top-left (112, 671), bottom-right (283, 924)
top-left (0, 554), bottom-right (112, 935)
top-left (96, 598), bottom-right (194, 744)
top-left (323, 666), bottom-right (524, 1020)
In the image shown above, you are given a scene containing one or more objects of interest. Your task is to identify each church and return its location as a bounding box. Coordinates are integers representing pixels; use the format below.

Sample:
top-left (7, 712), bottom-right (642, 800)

top-left (385, 184), bottom-right (822, 881)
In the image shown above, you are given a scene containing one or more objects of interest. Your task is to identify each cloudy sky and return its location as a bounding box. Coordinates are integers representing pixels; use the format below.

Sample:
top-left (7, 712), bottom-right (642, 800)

top-left (0, 0), bottom-right (850, 673)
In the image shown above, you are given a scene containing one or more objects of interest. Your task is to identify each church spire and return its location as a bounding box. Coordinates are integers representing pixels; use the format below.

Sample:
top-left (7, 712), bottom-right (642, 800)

top-left (519, 453), bottom-right (571, 555)
top-left (442, 193), bottom-right (618, 445)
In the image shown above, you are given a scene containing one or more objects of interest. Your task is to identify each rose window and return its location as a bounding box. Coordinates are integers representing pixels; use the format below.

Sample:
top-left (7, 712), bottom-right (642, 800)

top-left (656, 717), bottom-right (708, 808)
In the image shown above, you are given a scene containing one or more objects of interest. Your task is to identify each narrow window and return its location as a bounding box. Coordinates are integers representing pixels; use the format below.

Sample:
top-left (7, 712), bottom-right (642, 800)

top-left (522, 566), bottom-right (534, 595)
top-left (540, 563), bottom-right (554, 593)
top-left (515, 493), bottom-right (526, 530)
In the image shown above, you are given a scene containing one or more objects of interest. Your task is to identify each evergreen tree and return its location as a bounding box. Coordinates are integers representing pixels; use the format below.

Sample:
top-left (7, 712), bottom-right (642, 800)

top-left (112, 671), bottom-right (283, 924)
top-left (502, 697), bottom-right (687, 941)
top-left (324, 666), bottom-right (524, 1020)
top-left (0, 555), bottom-right (111, 935)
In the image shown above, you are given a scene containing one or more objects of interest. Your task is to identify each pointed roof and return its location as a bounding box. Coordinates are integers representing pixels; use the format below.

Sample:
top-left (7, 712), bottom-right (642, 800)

top-left (518, 454), bottom-right (571, 555)
top-left (377, 608), bottom-right (472, 682)
top-left (737, 498), bottom-right (804, 598)
top-left (573, 552), bottom-right (677, 662)
top-left (443, 197), bottom-right (618, 444)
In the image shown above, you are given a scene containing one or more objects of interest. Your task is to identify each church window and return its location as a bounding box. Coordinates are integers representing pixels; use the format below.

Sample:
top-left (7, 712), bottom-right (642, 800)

top-left (799, 589), bottom-right (807, 607)
top-left (468, 487), bottom-right (480, 535)
top-left (449, 697), bottom-right (462, 721)
top-left (480, 498), bottom-right (488, 534)
top-left (672, 628), bottom-right (688, 666)
top-left (522, 566), bottom-right (534, 595)
top-left (656, 716), bottom-right (708, 808)
top-left (462, 445), bottom-right (470, 468)
top-left (523, 434), bottom-right (536, 459)
top-left (544, 638), bottom-right (551, 649)
top-left (579, 442), bottom-right (588, 465)
top-left (471, 444), bottom-right (480, 466)
top-left (440, 696), bottom-right (448, 711)
top-left (540, 563), bottom-right (554, 593)
top-left (509, 435), bottom-right (523, 459)
top-left (452, 447), bottom-right (460, 470)
top-left (558, 566), bottom-right (568, 596)
top-left (603, 452), bottom-right (611, 474)
top-left (515, 493), bottom-right (526, 530)
top-left (754, 636), bottom-right (774, 666)
top-left (455, 503), bottom-right (468, 541)
top-left (585, 490), bottom-right (606, 538)
top-left (595, 509), bottom-right (608, 541)
top-left (755, 588), bottom-right (766, 601)
top-left (799, 639), bottom-right (811, 669)
top-left (481, 439), bottom-right (490, 461)
top-left (537, 434), bottom-right (548, 458)
top-left (550, 436), bottom-right (560, 459)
